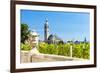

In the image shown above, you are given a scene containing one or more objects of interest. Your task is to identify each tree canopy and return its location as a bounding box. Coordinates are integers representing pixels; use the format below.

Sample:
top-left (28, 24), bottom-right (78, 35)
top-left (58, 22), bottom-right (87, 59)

top-left (21, 23), bottom-right (30, 43)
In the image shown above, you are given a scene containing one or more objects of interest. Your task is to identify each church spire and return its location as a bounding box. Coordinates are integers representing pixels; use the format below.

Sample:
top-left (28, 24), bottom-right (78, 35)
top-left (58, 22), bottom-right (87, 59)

top-left (46, 18), bottom-right (48, 22)
top-left (45, 18), bottom-right (49, 27)
top-left (44, 18), bottom-right (49, 42)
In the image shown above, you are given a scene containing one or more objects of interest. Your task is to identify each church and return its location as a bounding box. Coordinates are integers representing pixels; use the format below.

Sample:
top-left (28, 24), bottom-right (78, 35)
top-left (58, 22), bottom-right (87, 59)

top-left (44, 19), bottom-right (64, 44)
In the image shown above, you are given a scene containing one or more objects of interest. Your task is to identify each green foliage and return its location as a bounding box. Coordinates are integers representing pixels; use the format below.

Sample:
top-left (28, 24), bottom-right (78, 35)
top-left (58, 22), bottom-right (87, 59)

top-left (82, 43), bottom-right (90, 59)
top-left (38, 43), bottom-right (58, 55)
top-left (57, 44), bottom-right (70, 56)
top-left (38, 42), bottom-right (90, 59)
top-left (72, 43), bottom-right (90, 59)
top-left (21, 43), bottom-right (32, 51)
top-left (38, 43), bottom-right (71, 56)
top-left (72, 44), bottom-right (83, 58)
top-left (21, 23), bottom-right (30, 43)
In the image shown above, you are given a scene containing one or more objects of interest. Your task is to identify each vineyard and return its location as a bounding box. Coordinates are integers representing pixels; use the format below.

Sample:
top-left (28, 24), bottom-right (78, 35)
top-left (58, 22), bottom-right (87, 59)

top-left (38, 42), bottom-right (90, 59)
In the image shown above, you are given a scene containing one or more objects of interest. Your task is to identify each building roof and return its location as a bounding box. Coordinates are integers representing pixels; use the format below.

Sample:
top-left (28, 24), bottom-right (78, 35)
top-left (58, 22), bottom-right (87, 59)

top-left (48, 34), bottom-right (62, 41)
top-left (31, 31), bottom-right (39, 36)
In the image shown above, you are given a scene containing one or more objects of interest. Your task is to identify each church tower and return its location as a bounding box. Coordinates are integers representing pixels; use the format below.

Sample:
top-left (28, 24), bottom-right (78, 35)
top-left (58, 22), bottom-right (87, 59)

top-left (44, 19), bottom-right (49, 42)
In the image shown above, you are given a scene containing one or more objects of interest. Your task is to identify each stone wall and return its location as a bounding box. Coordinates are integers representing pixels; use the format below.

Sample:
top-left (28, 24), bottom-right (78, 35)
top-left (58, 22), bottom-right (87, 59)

top-left (21, 51), bottom-right (88, 63)
top-left (21, 51), bottom-right (31, 63)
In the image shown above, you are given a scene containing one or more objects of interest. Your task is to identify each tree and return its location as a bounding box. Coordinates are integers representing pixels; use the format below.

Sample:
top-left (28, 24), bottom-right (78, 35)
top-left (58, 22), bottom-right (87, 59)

top-left (21, 23), bottom-right (30, 43)
top-left (58, 41), bottom-right (64, 44)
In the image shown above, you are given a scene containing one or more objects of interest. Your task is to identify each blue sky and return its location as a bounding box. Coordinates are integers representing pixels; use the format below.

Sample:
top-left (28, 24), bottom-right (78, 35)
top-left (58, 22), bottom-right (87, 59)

top-left (21, 10), bottom-right (90, 42)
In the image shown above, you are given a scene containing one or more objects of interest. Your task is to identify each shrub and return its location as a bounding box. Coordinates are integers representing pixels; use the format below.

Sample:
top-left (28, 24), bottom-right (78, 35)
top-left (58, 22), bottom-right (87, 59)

top-left (21, 43), bottom-right (32, 51)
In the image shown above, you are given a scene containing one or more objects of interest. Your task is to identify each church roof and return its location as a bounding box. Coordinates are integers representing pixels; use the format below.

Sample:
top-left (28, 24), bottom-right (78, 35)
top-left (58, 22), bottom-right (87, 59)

top-left (48, 34), bottom-right (62, 41)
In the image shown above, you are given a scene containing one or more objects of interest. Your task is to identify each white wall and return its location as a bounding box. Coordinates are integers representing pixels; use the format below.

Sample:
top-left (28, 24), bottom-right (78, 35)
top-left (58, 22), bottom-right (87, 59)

top-left (0, 0), bottom-right (100, 73)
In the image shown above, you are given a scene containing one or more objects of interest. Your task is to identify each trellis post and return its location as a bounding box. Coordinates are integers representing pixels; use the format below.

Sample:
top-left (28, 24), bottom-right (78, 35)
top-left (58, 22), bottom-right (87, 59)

top-left (70, 45), bottom-right (73, 58)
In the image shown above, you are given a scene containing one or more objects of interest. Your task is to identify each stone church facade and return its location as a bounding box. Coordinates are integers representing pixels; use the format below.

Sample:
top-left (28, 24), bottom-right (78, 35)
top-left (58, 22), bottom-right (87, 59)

top-left (44, 19), bottom-right (64, 44)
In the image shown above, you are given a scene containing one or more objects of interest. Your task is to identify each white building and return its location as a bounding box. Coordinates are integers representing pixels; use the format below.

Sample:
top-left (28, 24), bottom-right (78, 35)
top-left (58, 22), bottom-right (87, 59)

top-left (31, 31), bottom-right (39, 46)
top-left (25, 30), bottom-right (39, 48)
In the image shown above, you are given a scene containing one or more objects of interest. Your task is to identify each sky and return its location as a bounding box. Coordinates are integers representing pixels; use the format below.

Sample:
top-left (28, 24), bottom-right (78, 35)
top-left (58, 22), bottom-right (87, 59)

top-left (21, 9), bottom-right (90, 42)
